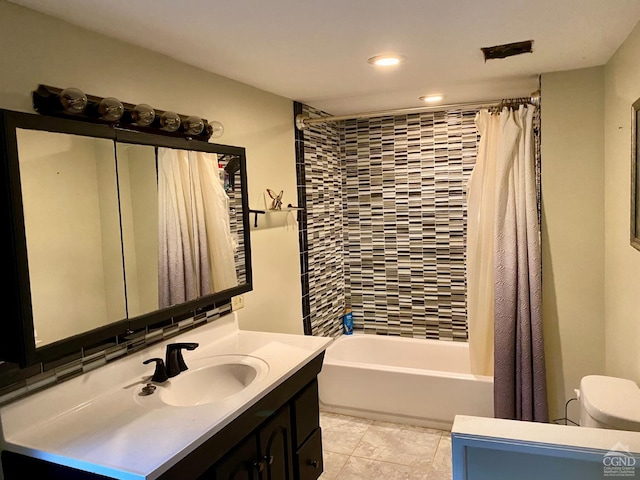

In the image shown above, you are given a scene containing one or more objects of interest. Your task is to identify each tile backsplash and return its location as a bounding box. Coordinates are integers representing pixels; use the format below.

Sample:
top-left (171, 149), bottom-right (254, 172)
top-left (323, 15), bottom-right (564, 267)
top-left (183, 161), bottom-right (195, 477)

top-left (0, 300), bottom-right (231, 407)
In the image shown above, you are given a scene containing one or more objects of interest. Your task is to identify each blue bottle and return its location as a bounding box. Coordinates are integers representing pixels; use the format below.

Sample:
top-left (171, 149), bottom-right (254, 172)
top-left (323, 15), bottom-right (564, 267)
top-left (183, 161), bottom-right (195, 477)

top-left (343, 308), bottom-right (353, 335)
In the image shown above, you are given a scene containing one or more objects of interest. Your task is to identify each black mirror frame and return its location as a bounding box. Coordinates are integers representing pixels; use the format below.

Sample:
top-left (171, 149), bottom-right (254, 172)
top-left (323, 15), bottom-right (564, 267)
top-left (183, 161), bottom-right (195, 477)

top-left (0, 109), bottom-right (252, 367)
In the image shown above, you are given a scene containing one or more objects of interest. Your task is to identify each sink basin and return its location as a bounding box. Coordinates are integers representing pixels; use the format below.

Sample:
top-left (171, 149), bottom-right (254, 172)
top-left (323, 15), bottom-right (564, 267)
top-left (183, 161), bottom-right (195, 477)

top-left (136, 354), bottom-right (269, 407)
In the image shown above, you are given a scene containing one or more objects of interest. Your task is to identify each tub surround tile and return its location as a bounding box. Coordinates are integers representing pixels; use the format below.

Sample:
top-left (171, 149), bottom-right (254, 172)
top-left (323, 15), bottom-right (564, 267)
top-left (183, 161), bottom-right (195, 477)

top-left (296, 103), bottom-right (477, 342)
top-left (296, 103), bottom-right (345, 338)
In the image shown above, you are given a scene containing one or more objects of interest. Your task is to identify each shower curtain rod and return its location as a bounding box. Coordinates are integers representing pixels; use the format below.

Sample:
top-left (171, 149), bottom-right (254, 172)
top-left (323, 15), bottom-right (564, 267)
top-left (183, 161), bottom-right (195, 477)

top-left (295, 91), bottom-right (540, 130)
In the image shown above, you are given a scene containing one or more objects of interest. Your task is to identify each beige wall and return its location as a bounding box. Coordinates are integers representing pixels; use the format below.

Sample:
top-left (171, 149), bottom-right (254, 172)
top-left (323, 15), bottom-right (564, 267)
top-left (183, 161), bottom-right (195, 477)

top-left (604, 22), bottom-right (640, 382)
top-left (540, 67), bottom-right (606, 421)
top-left (541, 19), bottom-right (640, 421)
top-left (0, 0), bottom-right (303, 335)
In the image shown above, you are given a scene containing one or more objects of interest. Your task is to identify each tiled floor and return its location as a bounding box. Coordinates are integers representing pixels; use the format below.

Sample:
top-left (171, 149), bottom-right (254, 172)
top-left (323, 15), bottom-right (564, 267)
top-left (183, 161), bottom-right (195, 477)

top-left (319, 411), bottom-right (452, 480)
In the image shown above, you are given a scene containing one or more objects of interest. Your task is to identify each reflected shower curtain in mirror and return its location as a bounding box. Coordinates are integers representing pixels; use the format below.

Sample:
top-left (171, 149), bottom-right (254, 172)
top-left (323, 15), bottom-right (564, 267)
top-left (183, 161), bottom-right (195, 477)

top-left (466, 105), bottom-right (548, 422)
top-left (191, 151), bottom-right (238, 293)
top-left (158, 148), bottom-right (238, 308)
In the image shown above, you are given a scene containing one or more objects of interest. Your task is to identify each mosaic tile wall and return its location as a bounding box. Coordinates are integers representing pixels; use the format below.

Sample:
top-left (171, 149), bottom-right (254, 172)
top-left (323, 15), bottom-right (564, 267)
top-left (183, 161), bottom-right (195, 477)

top-left (297, 102), bottom-right (540, 340)
top-left (341, 111), bottom-right (479, 340)
top-left (296, 103), bottom-right (345, 337)
top-left (296, 104), bottom-right (481, 340)
top-left (225, 163), bottom-right (246, 286)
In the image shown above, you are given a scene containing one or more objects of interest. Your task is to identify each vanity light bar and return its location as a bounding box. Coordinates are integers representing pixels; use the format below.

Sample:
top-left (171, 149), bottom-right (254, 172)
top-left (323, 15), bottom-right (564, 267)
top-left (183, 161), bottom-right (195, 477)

top-left (31, 84), bottom-right (215, 141)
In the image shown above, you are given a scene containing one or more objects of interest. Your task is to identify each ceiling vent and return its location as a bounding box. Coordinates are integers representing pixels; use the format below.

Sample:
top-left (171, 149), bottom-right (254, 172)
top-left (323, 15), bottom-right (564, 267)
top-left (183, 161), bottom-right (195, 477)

top-left (481, 40), bottom-right (533, 61)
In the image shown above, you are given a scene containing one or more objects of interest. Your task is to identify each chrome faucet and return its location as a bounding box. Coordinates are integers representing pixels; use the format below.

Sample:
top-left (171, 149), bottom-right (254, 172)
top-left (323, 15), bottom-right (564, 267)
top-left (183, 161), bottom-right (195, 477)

top-left (143, 342), bottom-right (199, 382)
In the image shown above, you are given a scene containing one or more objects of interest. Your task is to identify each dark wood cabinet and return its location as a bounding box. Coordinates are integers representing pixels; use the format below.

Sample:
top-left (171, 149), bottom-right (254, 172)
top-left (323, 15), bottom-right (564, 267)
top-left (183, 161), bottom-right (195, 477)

top-left (209, 404), bottom-right (294, 480)
top-left (207, 382), bottom-right (323, 480)
top-left (205, 434), bottom-right (259, 480)
top-left (1, 353), bottom-right (325, 480)
top-left (257, 405), bottom-right (294, 480)
top-left (295, 428), bottom-right (323, 480)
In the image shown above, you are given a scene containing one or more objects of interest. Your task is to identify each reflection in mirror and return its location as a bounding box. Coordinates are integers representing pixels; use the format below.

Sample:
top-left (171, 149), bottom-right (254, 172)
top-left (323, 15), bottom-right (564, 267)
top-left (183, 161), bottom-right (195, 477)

top-left (116, 143), bottom-right (159, 318)
top-left (16, 129), bottom-right (126, 347)
top-left (117, 144), bottom-right (245, 317)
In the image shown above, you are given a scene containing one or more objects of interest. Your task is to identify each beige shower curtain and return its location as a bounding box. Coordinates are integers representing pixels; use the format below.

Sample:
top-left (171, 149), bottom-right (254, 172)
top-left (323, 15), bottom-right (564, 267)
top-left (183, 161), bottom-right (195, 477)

top-left (466, 109), bottom-right (498, 377)
top-left (158, 148), bottom-right (238, 308)
top-left (467, 104), bottom-right (548, 422)
top-left (191, 151), bottom-right (239, 293)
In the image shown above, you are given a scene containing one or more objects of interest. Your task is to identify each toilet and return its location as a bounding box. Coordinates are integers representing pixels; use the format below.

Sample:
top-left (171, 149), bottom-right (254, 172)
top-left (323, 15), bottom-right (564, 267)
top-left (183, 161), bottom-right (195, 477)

top-left (579, 375), bottom-right (640, 431)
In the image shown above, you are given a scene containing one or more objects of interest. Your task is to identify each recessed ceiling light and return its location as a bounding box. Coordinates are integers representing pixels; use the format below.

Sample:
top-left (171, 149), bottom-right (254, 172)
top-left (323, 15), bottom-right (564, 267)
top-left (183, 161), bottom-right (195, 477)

top-left (367, 54), bottom-right (406, 67)
top-left (420, 94), bottom-right (444, 104)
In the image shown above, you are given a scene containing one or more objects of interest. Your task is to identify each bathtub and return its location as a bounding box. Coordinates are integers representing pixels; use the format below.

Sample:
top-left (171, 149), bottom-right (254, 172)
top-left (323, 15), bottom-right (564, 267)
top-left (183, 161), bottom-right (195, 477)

top-left (318, 333), bottom-right (494, 430)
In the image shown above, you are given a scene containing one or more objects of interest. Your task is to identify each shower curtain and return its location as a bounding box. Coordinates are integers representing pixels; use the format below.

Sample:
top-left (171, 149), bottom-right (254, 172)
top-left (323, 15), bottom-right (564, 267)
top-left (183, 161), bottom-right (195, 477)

top-left (467, 104), bottom-right (548, 422)
top-left (158, 148), bottom-right (238, 308)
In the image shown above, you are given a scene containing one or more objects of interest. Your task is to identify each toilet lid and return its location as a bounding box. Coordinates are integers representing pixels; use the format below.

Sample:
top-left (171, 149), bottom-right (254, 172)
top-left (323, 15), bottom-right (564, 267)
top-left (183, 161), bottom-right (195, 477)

top-left (581, 375), bottom-right (640, 431)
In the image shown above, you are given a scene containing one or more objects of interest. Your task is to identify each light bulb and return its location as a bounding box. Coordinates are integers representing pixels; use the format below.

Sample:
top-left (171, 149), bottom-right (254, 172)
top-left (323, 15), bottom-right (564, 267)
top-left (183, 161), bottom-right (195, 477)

top-left (160, 111), bottom-right (181, 132)
top-left (208, 121), bottom-right (224, 139)
top-left (59, 87), bottom-right (88, 114)
top-left (183, 116), bottom-right (204, 135)
top-left (131, 104), bottom-right (155, 126)
top-left (98, 97), bottom-right (124, 122)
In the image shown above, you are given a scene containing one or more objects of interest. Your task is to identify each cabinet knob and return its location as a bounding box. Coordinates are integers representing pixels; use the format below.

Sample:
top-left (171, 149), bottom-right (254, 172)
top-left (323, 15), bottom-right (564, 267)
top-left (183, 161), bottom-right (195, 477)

top-left (308, 459), bottom-right (320, 469)
top-left (253, 460), bottom-right (266, 472)
top-left (264, 455), bottom-right (274, 465)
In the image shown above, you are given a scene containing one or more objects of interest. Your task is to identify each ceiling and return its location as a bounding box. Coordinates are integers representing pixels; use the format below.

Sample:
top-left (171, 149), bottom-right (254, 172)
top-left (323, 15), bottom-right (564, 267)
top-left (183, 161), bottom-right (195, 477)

top-left (8, 0), bottom-right (640, 115)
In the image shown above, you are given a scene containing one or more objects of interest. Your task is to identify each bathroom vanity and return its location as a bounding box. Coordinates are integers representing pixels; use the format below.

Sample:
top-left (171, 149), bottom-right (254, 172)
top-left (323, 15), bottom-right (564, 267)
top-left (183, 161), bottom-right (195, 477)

top-left (0, 315), bottom-right (332, 480)
top-left (0, 99), bottom-right (330, 480)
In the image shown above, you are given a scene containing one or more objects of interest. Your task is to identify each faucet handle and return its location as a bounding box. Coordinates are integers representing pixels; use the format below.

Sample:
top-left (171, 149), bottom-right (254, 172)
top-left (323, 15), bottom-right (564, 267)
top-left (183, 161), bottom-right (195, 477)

top-left (143, 358), bottom-right (169, 383)
top-left (166, 343), bottom-right (199, 377)
top-left (170, 342), bottom-right (199, 350)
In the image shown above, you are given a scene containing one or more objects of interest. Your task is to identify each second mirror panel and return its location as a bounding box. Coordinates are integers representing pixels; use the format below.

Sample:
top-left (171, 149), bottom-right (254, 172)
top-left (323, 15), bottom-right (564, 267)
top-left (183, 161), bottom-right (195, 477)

top-left (117, 144), bottom-right (244, 319)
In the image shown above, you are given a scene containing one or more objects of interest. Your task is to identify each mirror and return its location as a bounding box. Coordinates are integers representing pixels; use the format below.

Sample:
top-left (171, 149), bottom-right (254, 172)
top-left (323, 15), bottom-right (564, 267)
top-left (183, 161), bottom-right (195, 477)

top-left (632, 97), bottom-right (640, 250)
top-left (16, 129), bottom-right (126, 347)
top-left (116, 144), bottom-right (248, 317)
top-left (0, 109), bottom-right (252, 366)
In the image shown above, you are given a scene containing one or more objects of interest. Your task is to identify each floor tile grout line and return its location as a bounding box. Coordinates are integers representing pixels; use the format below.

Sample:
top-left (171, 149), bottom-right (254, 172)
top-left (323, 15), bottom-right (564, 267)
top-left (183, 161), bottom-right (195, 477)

top-left (320, 412), bottom-right (452, 480)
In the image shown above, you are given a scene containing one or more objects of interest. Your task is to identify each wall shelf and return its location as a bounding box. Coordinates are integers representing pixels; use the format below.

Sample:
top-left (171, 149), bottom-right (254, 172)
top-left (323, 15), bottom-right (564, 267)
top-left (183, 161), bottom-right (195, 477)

top-left (249, 205), bottom-right (304, 227)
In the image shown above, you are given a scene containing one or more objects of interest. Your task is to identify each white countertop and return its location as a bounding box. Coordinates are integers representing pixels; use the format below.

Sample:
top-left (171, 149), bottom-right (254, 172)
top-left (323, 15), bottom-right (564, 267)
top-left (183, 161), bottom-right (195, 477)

top-left (0, 314), bottom-right (332, 480)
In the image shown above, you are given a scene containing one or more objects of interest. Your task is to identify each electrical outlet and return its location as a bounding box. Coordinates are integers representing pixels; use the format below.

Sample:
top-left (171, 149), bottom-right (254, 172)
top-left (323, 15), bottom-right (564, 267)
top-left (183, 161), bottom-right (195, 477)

top-left (231, 295), bottom-right (245, 310)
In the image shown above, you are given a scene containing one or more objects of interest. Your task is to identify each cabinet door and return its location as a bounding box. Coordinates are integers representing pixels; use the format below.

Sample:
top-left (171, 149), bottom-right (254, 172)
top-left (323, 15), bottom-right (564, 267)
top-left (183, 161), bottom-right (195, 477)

top-left (295, 428), bottom-right (323, 480)
top-left (258, 404), bottom-right (294, 480)
top-left (292, 380), bottom-right (320, 447)
top-left (209, 434), bottom-right (260, 480)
